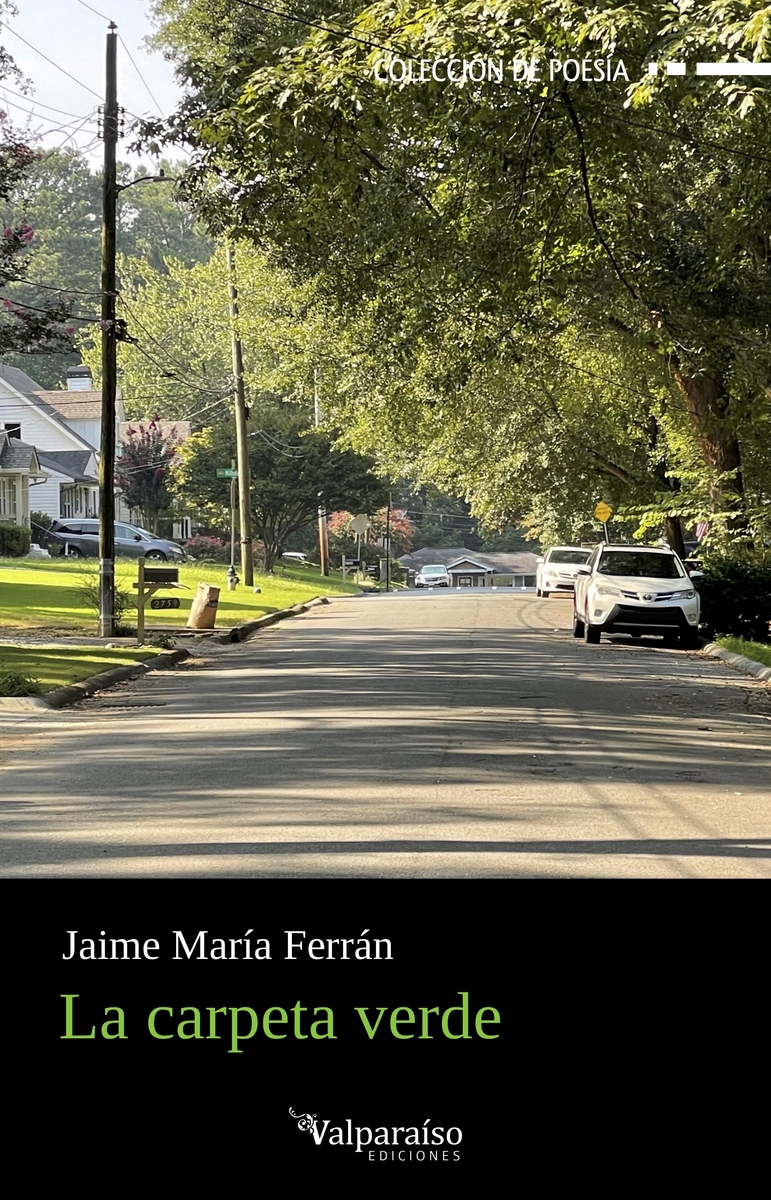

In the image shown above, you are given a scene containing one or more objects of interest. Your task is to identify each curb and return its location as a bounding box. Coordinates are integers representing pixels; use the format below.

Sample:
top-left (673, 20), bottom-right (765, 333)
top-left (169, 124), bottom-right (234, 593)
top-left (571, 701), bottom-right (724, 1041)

top-left (209, 595), bottom-right (331, 644)
top-left (701, 641), bottom-right (771, 683)
top-left (0, 648), bottom-right (190, 711)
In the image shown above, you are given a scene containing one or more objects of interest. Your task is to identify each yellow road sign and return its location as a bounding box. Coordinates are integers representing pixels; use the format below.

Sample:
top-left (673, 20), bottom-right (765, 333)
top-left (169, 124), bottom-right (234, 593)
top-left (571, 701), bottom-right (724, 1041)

top-left (594, 502), bottom-right (613, 523)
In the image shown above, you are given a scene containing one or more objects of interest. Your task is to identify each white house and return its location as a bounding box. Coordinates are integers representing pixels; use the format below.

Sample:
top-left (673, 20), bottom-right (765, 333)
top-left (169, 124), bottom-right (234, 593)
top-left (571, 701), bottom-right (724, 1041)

top-left (0, 430), bottom-right (45, 529)
top-left (0, 363), bottom-right (126, 525)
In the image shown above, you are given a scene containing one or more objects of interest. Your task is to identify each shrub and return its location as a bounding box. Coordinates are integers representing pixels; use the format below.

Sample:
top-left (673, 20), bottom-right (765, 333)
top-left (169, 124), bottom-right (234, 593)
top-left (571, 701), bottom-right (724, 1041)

top-left (697, 560), bottom-right (771, 642)
top-left (0, 671), bottom-right (42, 696)
top-left (184, 534), bottom-right (229, 562)
top-left (30, 511), bottom-right (54, 547)
top-left (77, 571), bottom-right (136, 632)
top-left (0, 523), bottom-right (31, 557)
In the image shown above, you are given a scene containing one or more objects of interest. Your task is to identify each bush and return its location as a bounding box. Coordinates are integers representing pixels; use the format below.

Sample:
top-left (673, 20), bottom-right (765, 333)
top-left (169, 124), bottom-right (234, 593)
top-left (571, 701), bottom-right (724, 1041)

top-left (184, 534), bottom-right (230, 562)
top-left (697, 560), bottom-right (771, 642)
top-left (0, 671), bottom-right (42, 696)
top-left (30, 511), bottom-right (54, 547)
top-left (0, 523), bottom-right (31, 557)
top-left (77, 571), bottom-right (136, 633)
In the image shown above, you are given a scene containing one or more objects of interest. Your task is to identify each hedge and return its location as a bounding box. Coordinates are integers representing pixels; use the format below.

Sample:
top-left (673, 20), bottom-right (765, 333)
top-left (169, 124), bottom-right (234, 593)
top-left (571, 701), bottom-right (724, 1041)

top-left (697, 560), bottom-right (771, 643)
top-left (0, 523), bottom-right (31, 557)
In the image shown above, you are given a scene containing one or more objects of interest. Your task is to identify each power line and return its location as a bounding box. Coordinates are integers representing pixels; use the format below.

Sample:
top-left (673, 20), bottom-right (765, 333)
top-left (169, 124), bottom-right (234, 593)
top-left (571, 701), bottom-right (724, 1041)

top-left (118, 35), bottom-right (165, 117)
top-left (73, 0), bottom-right (112, 19)
top-left (0, 21), bottom-right (104, 101)
top-left (0, 294), bottom-right (100, 321)
top-left (228, 0), bottom-right (400, 54)
top-left (0, 85), bottom-right (96, 121)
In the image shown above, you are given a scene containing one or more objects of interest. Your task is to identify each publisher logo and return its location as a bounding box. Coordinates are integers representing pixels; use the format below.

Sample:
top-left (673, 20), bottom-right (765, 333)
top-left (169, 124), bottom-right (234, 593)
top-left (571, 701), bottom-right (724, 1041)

top-left (289, 1108), bottom-right (462, 1161)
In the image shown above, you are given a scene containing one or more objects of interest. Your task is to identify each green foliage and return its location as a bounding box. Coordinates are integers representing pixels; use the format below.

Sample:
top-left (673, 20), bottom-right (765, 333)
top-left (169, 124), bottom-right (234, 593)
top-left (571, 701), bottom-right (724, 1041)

top-left (1, 150), bottom-right (211, 388)
top-left (0, 670), bottom-right (42, 696)
top-left (77, 570), bottom-right (136, 632)
top-left (171, 410), bottom-right (387, 571)
top-left (0, 522), bottom-right (30, 556)
top-left (146, 0), bottom-right (771, 554)
top-left (698, 560), bottom-right (771, 643)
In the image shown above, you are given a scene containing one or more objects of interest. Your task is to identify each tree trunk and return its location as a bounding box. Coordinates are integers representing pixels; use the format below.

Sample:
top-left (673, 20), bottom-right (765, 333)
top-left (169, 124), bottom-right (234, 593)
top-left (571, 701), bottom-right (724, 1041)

top-left (669, 365), bottom-right (744, 498)
top-left (663, 515), bottom-right (685, 559)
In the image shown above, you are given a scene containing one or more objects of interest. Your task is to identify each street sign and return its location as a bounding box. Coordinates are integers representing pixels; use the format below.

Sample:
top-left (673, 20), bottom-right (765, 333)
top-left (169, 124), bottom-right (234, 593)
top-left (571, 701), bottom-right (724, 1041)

top-left (150, 597), bottom-right (180, 610)
top-left (594, 502), bottom-right (613, 523)
top-left (216, 467), bottom-right (238, 478)
top-left (349, 513), bottom-right (370, 535)
top-left (343, 558), bottom-right (360, 567)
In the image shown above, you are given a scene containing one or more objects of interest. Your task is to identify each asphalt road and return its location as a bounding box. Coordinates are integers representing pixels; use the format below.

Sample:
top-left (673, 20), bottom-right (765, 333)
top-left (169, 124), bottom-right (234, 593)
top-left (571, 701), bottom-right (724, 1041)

top-left (1, 590), bottom-right (771, 877)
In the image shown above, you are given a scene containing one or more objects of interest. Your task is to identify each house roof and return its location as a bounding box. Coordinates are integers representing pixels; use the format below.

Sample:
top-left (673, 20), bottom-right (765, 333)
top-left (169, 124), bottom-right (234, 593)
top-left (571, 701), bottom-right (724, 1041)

top-left (0, 363), bottom-right (45, 392)
top-left (0, 434), bottom-right (42, 474)
top-left (37, 450), bottom-right (97, 484)
top-left (399, 546), bottom-right (539, 574)
top-left (446, 556), bottom-right (491, 572)
top-left (33, 390), bottom-right (115, 421)
top-left (11, 391), bottom-right (96, 450)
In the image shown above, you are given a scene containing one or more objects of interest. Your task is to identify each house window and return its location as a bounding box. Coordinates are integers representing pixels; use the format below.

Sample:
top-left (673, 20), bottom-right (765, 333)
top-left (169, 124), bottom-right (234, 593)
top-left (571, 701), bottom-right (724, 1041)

top-left (0, 476), bottom-right (18, 519)
top-left (1, 422), bottom-right (21, 439)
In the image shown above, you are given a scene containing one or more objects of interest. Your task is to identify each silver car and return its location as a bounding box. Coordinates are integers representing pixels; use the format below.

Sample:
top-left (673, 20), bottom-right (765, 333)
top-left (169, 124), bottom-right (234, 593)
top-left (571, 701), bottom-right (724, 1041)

top-left (415, 564), bottom-right (451, 588)
top-left (48, 519), bottom-right (187, 562)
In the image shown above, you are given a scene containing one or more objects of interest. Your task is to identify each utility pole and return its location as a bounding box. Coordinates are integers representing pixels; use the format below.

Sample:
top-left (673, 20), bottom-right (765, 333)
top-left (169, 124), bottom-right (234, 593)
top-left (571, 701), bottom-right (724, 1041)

top-left (385, 489), bottom-right (391, 592)
top-left (98, 22), bottom-right (118, 637)
top-left (226, 243), bottom-right (254, 585)
top-left (314, 366), bottom-right (330, 576)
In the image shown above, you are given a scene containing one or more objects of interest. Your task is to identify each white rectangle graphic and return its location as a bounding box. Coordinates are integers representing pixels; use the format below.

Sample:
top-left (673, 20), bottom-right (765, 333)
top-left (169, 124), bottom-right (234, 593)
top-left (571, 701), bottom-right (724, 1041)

top-left (696, 62), bottom-right (771, 75)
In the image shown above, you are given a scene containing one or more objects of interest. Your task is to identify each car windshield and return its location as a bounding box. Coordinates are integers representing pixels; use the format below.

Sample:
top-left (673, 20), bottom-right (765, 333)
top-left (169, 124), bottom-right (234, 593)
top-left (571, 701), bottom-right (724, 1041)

top-left (598, 552), bottom-right (684, 579)
top-left (421, 565), bottom-right (447, 574)
top-left (548, 550), bottom-right (590, 564)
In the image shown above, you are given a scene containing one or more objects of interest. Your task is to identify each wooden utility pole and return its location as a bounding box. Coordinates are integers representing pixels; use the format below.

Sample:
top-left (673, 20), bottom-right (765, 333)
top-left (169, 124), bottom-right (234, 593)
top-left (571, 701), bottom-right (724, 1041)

top-left (314, 366), bottom-right (330, 576)
top-left (98, 22), bottom-right (118, 637)
top-left (226, 243), bottom-right (254, 585)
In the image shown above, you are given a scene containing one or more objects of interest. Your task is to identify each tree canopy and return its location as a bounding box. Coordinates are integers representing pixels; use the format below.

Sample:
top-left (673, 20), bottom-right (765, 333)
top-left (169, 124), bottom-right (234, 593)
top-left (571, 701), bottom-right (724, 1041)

top-left (145, 0), bottom-right (771, 552)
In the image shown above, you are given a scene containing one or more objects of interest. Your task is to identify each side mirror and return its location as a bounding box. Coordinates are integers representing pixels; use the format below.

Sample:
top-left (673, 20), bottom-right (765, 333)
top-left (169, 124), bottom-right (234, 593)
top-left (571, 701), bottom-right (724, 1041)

top-left (689, 570), bottom-right (704, 580)
top-left (535, 556), bottom-right (544, 563)
top-left (575, 568), bottom-right (591, 576)
top-left (134, 534), bottom-right (142, 541)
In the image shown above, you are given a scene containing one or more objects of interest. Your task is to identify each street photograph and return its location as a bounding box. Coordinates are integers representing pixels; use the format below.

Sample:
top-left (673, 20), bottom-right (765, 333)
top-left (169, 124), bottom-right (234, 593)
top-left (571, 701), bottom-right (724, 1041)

top-left (2, 0), bottom-right (770, 1180)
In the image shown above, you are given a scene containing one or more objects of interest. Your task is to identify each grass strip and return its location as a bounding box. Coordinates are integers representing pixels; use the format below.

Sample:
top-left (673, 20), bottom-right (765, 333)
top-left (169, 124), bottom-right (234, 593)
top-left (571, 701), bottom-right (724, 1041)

top-left (0, 644), bottom-right (158, 692)
top-left (0, 557), bottom-right (360, 633)
top-left (716, 637), bottom-right (771, 669)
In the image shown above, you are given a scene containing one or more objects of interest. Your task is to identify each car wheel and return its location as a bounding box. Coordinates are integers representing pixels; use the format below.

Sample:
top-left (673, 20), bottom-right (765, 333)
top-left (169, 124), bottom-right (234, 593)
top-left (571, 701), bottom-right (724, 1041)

top-left (572, 610), bottom-right (585, 638)
top-left (145, 550), bottom-right (167, 562)
top-left (584, 621), bottom-right (601, 644)
top-left (65, 546), bottom-right (82, 558)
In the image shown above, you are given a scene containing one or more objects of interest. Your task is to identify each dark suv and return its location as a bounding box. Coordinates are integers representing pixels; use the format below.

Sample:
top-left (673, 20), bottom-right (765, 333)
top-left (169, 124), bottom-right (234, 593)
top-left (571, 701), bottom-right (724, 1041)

top-left (48, 519), bottom-right (186, 562)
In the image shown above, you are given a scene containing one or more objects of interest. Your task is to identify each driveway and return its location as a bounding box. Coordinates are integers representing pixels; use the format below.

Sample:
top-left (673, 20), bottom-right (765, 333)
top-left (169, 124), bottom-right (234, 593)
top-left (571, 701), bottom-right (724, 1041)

top-left (1, 591), bottom-right (770, 877)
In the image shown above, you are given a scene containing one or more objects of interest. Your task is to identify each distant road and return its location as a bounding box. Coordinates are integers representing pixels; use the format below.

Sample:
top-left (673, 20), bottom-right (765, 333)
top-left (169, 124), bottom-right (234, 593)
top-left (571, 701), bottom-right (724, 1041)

top-left (1, 590), bottom-right (770, 877)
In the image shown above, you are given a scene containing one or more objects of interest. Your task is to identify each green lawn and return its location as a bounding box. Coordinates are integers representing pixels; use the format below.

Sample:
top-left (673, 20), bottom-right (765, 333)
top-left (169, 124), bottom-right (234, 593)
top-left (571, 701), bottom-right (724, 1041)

top-left (0, 645), bottom-right (158, 692)
top-left (717, 637), bottom-right (771, 669)
top-left (0, 557), bottom-right (360, 633)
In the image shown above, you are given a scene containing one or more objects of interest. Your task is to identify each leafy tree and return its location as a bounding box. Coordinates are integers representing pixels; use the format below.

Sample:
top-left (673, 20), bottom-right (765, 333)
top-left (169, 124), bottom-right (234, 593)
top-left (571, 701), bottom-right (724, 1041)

top-left (115, 416), bottom-right (183, 533)
top-left (1, 149), bottom-right (211, 388)
top-left (79, 243), bottom-right (342, 422)
top-left (328, 505), bottom-right (415, 560)
top-left (171, 409), bottom-right (387, 570)
top-left (147, 0), bottom-right (771, 554)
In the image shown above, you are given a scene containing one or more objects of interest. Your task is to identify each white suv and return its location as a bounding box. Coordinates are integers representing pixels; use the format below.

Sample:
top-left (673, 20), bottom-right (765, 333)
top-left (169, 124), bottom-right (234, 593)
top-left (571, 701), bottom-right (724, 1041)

top-left (573, 543), bottom-right (700, 648)
top-left (536, 546), bottom-right (592, 596)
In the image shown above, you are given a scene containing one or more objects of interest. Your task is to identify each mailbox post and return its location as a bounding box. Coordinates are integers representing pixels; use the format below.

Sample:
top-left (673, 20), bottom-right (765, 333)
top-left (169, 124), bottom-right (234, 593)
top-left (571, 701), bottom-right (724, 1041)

top-left (133, 557), bottom-right (188, 645)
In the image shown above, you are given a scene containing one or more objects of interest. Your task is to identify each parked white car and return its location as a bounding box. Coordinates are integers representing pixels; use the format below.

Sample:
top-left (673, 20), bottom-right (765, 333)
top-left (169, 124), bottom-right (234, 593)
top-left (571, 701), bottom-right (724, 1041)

top-left (573, 543), bottom-right (700, 648)
top-left (414, 564), bottom-right (451, 588)
top-left (536, 546), bottom-right (592, 596)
